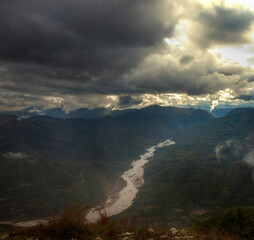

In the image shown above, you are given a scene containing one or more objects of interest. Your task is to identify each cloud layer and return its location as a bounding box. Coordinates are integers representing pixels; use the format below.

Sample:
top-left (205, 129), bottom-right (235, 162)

top-left (0, 0), bottom-right (254, 110)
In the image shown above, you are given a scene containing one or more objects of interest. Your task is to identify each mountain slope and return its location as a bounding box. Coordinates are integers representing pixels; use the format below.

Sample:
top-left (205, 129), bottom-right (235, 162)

top-left (127, 109), bottom-right (254, 224)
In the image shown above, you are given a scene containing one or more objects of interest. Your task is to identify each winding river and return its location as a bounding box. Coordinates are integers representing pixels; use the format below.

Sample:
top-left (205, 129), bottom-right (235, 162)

top-left (1, 139), bottom-right (175, 227)
top-left (86, 139), bottom-right (175, 222)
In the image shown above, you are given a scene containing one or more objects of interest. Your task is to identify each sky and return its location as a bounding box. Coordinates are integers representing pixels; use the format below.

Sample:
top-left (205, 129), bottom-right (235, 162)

top-left (1, 0), bottom-right (254, 112)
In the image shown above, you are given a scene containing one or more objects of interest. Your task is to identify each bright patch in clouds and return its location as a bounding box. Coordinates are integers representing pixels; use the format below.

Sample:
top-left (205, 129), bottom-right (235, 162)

top-left (225, 0), bottom-right (254, 10)
top-left (164, 20), bottom-right (189, 47)
top-left (105, 96), bottom-right (118, 109)
top-left (200, 0), bottom-right (254, 67)
top-left (210, 45), bottom-right (254, 66)
top-left (132, 89), bottom-right (238, 111)
top-left (45, 97), bottom-right (64, 104)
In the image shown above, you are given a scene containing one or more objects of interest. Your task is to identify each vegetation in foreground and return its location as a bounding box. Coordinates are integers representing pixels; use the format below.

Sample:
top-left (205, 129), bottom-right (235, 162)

top-left (193, 207), bottom-right (254, 240)
top-left (1, 206), bottom-right (254, 240)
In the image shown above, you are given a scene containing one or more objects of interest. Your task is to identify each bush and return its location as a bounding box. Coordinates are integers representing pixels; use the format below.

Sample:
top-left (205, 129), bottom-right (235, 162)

top-left (193, 207), bottom-right (254, 239)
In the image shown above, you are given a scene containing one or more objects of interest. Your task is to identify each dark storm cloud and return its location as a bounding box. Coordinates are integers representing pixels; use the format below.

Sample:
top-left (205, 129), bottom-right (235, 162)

top-left (238, 74), bottom-right (254, 83)
top-left (179, 55), bottom-right (193, 65)
top-left (0, 0), bottom-right (180, 100)
top-left (0, 0), bottom-right (174, 72)
top-left (195, 6), bottom-right (254, 47)
top-left (214, 64), bottom-right (245, 76)
top-left (118, 95), bottom-right (142, 107)
top-left (237, 95), bottom-right (254, 101)
top-left (248, 76), bottom-right (254, 82)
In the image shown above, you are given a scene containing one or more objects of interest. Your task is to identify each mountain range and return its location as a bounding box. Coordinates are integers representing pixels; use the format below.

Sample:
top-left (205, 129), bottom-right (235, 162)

top-left (2, 105), bottom-right (247, 119)
top-left (0, 105), bottom-right (254, 225)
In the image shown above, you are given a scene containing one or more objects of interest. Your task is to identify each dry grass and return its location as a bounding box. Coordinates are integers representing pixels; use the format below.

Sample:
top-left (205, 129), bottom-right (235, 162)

top-left (14, 206), bottom-right (91, 239)
top-left (10, 206), bottom-right (132, 239)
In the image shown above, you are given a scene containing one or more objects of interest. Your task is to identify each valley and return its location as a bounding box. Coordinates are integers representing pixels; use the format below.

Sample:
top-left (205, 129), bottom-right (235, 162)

top-left (0, 106), bottom-right (254, 227)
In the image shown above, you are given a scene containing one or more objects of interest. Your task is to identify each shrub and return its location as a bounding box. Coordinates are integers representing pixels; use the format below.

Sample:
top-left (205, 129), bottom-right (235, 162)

top-left (193, 207), bottom-right (254, 239)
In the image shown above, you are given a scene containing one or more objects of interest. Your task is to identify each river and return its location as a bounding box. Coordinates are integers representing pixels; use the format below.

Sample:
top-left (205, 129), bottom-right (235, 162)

top-left (86, 139), bottom-right (175, 222)
top-left (1, 139), bottom-right (175, 227)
